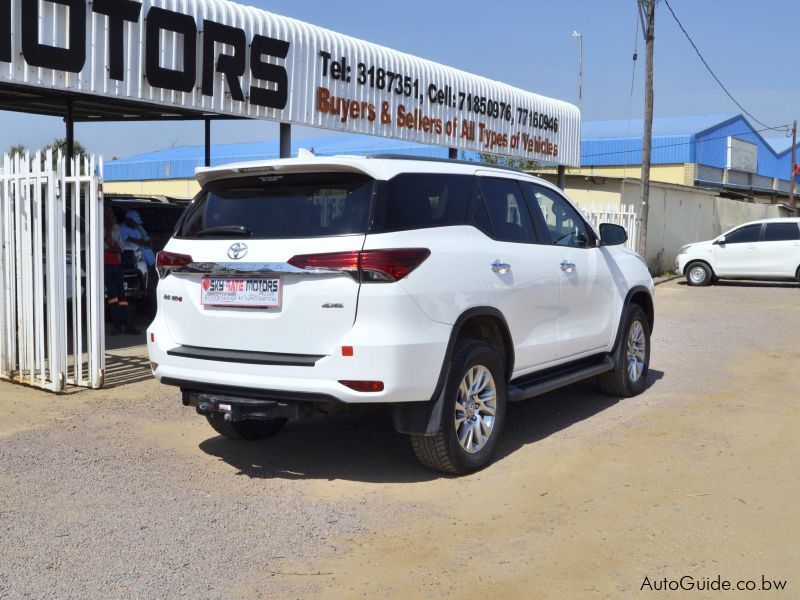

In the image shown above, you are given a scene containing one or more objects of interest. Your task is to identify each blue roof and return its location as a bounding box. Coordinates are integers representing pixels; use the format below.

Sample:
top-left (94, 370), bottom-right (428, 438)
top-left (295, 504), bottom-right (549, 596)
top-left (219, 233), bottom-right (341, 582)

top-left (765, 136), bottom-right (795, 155)
top-left (105, 135), bottom-right (483, 182)
top-left (581, 114), bottom-right (798, 180)
top-left (582, 114), bottom-right (739, 138)
top-left (105, 114), bottom-right (799, 183)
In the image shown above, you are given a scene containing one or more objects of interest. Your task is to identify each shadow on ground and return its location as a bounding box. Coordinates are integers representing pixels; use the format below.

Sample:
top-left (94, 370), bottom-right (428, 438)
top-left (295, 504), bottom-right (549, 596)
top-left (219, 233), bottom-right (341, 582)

top-left (199, 369), bottom-right (664, 484)
top-left (104, 353), bottom-right (154, 388)
top-left (677, 280), bottom-right (798, 289)
top-left (104, 311), bottom-right (152, 352)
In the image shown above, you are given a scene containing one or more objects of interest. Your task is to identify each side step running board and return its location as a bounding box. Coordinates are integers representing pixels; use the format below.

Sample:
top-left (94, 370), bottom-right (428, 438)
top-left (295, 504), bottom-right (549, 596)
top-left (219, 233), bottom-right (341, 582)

top-left (507, 356), bottom-right (614, 403)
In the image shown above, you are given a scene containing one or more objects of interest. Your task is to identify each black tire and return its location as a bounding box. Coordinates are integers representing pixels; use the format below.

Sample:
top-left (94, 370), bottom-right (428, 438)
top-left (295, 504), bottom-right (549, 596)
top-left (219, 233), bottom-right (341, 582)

top-left (410, 341), bottom-right (507, 475)
top-left (685, 261), bottom-right (712, 286)
top-left (597, 304), bottom-right (651, 397)
top-left (206, 413), bottom-right (287, 441)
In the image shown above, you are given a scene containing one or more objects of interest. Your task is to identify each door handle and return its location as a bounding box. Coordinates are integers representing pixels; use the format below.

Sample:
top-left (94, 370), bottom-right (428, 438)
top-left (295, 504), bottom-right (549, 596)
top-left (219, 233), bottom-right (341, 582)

top-left (491, 261), bottom-right (511, 274)
top-left (560, 261), bottom-right (576, 273)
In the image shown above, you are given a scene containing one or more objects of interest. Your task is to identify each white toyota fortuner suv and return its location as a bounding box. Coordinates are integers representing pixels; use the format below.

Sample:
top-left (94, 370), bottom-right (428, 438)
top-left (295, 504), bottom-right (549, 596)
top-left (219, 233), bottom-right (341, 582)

top-left (148, 154), bottom-right (654, 474)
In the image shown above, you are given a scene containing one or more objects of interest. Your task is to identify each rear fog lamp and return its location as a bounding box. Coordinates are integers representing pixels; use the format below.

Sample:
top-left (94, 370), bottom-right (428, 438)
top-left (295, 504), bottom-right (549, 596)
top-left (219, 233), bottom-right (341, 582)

top-left (338, 380), bottom-right (384, 393)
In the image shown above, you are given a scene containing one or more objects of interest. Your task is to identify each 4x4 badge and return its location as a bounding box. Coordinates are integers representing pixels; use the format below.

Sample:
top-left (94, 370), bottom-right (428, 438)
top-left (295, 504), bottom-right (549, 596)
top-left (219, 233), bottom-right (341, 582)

top-left (227, 242), bottom-right (248, 260)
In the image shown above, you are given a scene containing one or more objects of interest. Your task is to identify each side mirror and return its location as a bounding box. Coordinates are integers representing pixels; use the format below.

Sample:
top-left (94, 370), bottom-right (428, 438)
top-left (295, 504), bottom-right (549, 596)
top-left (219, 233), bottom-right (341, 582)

top-left (599, 223), bottom-right (628, 246)
top-left (713, 235), bottom-right (726, 245)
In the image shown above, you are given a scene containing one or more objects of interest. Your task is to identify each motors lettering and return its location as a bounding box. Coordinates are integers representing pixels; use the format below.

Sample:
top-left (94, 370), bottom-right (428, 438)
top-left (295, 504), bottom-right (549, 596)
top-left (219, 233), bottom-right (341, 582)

top-left (2, 0), bottom-right (289, 109)
top-left (207, 280), bottom-right (278, 293)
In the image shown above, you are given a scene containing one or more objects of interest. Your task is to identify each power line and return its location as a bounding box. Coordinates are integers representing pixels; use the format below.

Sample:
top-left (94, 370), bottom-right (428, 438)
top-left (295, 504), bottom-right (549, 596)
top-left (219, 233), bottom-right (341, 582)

top-left (629, 14), bottom-right (640, 99)
top-left (580, 125), bottom-right (790, 160)
top-left (662, 0), bottom-right (787, 133)
top-left (622, 9), bottom-right (641, 177)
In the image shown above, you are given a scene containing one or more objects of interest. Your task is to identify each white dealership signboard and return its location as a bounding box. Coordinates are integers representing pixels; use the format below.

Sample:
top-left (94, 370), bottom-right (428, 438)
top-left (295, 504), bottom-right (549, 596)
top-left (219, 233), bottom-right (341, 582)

top-left (726, 137), bottom-right (757, 173)
top-left (0, 0), bottom-right (581, 165)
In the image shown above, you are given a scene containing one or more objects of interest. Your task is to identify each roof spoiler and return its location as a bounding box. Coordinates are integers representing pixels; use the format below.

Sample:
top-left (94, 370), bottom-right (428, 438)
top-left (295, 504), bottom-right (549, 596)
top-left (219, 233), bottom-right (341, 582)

top-left (195, 150), bottom-right (381, 187)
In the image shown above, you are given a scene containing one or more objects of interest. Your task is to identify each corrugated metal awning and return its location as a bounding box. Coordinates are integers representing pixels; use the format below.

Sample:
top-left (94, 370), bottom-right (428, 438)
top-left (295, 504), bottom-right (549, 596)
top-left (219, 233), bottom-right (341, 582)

top-left (0, 82), bottom-right (242, 122)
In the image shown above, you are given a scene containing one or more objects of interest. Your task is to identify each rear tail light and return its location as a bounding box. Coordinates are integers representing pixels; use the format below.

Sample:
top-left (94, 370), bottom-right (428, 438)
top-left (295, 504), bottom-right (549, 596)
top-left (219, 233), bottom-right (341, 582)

top-left (156, 251), bottom-right (193, 279)
top-left (288, 250), bottom-right (360, 273)
top-left (288, 248), bottom-right (430, 283)
top-left (360, 249), bottom-right (431, 282)
top-left (338, 380), bottom-right (384, 392)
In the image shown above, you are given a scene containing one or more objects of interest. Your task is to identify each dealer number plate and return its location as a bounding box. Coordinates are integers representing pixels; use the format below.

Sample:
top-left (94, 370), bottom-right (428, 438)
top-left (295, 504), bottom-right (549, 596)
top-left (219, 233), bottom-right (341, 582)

top-left (201, 277), bottom-right (281, 308)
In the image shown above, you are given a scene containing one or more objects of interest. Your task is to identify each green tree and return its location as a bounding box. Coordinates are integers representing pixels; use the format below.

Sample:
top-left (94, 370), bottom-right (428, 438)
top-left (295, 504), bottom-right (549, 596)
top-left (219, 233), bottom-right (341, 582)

top-left (6, 144), bottom-right (27, 157)
top-left (43, 137), bottom-right (89, 158)
top-left (479, 152), bottom-right (540, 172)
top-left (36, 138), bottom-right (91, 170)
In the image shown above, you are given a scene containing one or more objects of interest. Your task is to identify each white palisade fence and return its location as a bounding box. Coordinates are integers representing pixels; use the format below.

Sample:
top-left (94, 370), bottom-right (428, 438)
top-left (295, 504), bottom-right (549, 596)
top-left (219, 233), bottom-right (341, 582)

top-left (0, 151), bottom-right (105, 391)
top-left (581, 204), bottom-right (638, 252)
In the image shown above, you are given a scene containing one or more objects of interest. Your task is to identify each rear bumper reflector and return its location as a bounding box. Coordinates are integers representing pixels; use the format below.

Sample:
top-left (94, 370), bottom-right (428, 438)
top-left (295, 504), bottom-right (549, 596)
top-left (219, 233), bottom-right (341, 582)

top-left (338, 380), bottom-right (384, 392)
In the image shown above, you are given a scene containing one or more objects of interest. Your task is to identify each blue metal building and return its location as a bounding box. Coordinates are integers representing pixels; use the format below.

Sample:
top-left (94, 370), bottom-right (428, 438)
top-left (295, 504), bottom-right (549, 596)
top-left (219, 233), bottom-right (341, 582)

top-left (579, 114), bottom-right (798, 195)
top-left (105, 114), bottom-right (799, 199)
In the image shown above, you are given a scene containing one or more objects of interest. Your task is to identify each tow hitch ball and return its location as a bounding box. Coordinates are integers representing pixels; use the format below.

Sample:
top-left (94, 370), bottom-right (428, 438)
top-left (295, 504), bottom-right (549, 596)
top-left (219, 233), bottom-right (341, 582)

top-left (197, 402), bottom-right (234, 421)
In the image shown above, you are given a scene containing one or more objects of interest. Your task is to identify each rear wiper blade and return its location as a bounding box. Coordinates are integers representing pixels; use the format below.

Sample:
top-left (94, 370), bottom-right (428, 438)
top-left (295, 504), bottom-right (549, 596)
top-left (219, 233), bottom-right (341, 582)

top-left (194, 225), bottom-right (253, 237)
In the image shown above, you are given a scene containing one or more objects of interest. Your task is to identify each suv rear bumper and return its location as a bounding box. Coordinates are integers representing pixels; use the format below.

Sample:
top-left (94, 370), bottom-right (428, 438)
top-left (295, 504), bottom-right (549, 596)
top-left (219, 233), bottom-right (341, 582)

top-left (147, 309), bottom-right (451, 404)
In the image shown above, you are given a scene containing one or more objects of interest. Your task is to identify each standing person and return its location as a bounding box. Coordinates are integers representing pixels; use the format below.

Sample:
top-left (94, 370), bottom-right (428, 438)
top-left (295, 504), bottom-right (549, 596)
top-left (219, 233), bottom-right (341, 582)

top-left (119, 209), bottom-right (158, 314)
top-left (104, 206), bottom-right (140, 336)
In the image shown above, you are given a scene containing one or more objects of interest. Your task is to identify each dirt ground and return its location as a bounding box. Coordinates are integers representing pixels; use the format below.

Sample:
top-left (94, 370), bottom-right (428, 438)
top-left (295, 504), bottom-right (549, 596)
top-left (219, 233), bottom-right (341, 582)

top-left (1, 279), bottom-right (799, 599)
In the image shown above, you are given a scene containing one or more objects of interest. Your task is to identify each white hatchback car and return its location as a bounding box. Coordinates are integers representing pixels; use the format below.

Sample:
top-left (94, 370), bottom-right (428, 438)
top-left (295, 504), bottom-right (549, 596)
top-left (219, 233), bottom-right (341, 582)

top-left (676, 218), bottom-right (800, 286)
top-left (148, 154), bottom-right (654, 473)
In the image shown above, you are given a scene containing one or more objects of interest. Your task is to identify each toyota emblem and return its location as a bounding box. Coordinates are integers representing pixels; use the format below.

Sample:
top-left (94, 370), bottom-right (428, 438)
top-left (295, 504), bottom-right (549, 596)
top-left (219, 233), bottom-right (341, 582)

top-left (227, 242), bottom-right (248, 260)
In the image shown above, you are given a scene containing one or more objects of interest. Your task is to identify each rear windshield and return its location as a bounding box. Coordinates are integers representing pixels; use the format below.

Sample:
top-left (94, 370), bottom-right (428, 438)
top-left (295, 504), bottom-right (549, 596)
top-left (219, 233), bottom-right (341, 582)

top-left (370, 173), bottom-right (474, 233)
top-left (178, 173), bottom-right (374, 239)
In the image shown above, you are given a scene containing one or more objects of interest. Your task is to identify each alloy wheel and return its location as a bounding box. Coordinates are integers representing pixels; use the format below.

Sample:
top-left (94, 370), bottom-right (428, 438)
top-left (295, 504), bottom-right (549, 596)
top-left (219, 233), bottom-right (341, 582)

top-left (626, 320), bottom-right (646, 383)
top-left (454, 365), bottom-right (497, 454)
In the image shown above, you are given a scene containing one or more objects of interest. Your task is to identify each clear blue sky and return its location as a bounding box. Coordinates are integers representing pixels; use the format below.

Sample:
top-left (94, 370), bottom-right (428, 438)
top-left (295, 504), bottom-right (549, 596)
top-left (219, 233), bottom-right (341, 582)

top-left (1, 0), bottom-right (796, 158)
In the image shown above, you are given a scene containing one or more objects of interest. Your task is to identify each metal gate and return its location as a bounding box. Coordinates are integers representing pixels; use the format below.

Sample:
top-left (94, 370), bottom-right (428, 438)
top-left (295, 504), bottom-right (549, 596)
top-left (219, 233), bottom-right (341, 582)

top-left (0, 151), bottom-right (105, 391)
top-left (582, 204), bottom-right (639, 252)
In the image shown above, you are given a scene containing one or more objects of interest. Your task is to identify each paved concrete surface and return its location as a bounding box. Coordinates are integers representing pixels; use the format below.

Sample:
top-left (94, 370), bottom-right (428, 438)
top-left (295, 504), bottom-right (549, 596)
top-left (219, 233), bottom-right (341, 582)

top-left (1, 280), bottom-right (798, 599)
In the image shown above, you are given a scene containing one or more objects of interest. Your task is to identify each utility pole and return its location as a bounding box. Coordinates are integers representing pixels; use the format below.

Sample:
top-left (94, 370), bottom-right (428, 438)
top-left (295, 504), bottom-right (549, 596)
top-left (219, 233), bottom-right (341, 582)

top-left (572, 31), bottom-right (583, 114)
top-left (637, 0), bottom-right (655, 260)
top-left (790, 120), bottom-right (797, 215)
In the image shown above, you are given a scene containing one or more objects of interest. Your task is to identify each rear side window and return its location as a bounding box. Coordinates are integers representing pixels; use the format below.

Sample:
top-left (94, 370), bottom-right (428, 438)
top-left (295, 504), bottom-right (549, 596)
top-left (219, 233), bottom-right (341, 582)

top-left (371, 173), bottom-right (473, 233)
top-left (725, 224), bottom-right (761, 244)
top-left (178, 173), bottom-right (374, 239)
top-left (478, 177), bottom-right (536, 243)
top-left (763, 222), bottom-right (800, 242)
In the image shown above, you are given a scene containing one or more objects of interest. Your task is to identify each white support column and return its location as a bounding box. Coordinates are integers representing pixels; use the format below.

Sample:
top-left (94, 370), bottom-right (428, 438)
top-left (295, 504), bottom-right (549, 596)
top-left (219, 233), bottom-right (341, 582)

top-left (46, 149), bottom-right (66, 391)
top-left (87, 156), bottom-right (105, 388)
top-left (0, 154), bottom-right (12, 377)
top-left (32, 152), bottom-right (46, 387)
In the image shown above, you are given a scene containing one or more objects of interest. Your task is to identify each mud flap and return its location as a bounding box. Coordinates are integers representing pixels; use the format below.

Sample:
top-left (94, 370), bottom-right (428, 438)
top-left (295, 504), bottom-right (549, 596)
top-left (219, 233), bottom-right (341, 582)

top-left (391, 387), bottom-right (447, 436)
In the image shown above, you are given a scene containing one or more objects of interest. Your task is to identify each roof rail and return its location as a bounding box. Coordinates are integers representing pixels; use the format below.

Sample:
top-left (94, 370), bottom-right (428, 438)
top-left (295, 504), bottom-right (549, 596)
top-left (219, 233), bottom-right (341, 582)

top-left (369, 153), bottom-right (529, 175)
